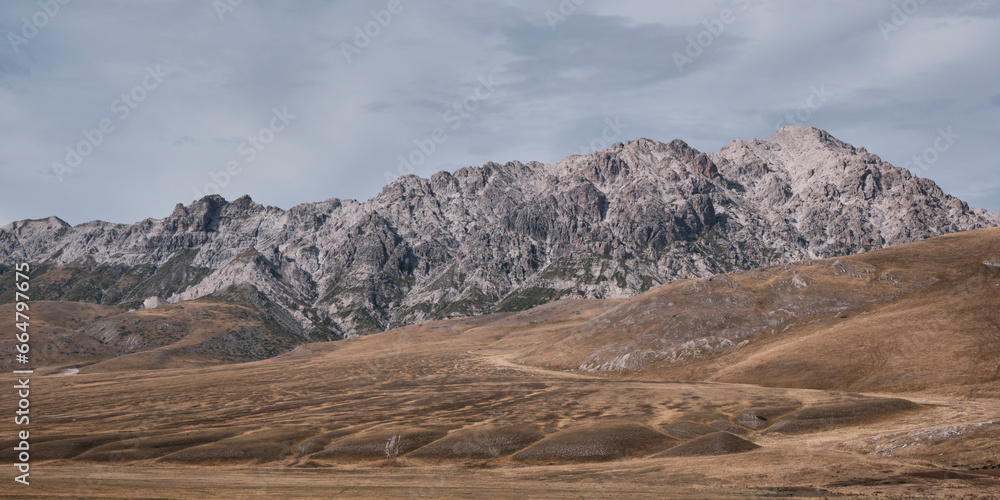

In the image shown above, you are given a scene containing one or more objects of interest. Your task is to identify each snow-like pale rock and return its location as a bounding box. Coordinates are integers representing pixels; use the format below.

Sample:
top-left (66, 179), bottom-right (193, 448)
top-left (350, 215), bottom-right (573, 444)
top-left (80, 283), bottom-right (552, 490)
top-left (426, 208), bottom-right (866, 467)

top-left (142, 296), bottom-right (166, 310)
top-left (2, 127), bottom-right (997, 337)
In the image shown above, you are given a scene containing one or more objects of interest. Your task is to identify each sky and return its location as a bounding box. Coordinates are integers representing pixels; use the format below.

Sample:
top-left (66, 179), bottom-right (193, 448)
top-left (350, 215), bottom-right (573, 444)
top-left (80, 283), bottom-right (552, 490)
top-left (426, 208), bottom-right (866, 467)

top-left (1, 0), bottom-right (998, 227)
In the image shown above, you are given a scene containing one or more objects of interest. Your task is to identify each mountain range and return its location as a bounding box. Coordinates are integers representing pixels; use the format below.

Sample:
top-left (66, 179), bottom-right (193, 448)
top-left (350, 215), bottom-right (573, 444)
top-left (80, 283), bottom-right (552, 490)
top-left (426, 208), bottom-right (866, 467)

top-left (2, 126), bottom-right (997, 347)
top-left (4, 126), bottom-right (1000, 497)
top-left (9, 226), bottom-right (1000, 498)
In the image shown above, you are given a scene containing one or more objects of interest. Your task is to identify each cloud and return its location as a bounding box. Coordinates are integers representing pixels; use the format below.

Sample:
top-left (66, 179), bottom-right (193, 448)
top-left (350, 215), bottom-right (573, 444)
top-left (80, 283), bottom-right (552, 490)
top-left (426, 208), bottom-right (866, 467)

top-left (0, 0), bottom-right (998, 227)
top-left (173, 136), bottom-right (198, 147)
top-left (364, 101), bottom-right (393, 113)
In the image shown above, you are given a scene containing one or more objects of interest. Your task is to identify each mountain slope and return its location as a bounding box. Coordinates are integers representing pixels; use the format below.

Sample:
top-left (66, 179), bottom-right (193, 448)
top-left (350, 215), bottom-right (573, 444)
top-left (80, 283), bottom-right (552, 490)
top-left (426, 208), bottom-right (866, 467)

top-left (0, 283), bottom-right (310, 372)
top-left (7, 230), bottom-right (1000, 498)
top-left (1, 126), bottom-right (996, 338)
top-left (497, 226), bottom-right (1000, 396)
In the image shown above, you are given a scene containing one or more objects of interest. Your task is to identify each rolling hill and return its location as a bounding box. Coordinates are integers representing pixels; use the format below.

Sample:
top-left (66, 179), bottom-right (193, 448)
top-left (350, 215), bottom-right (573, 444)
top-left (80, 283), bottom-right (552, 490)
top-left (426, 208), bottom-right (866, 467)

top-left (5, 227), bottom-right (1000, 498)
top-left (2, 126), bottom-right (997, 342)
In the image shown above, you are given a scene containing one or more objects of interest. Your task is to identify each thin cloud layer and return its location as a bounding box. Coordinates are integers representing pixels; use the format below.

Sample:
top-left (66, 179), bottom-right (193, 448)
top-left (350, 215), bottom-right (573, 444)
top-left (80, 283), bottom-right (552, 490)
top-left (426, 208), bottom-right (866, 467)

top-left (0, 0), bottom-right (997, 226)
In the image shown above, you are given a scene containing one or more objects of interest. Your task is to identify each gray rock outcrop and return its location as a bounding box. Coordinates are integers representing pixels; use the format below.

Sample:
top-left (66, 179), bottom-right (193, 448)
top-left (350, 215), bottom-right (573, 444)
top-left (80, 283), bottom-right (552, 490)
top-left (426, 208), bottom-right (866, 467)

top-left (1, 127), bottom-right (996, 337)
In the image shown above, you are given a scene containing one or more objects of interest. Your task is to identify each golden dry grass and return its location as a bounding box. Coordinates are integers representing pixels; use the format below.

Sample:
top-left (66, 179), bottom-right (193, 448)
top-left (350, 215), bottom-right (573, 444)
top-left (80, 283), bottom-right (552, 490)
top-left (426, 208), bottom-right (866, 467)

top-left (4, 228), bottom-right (1000, 498)
top-left (0, 298), bottom-right (305, 373)
top-left (652, 431), bottom-right (759, 457)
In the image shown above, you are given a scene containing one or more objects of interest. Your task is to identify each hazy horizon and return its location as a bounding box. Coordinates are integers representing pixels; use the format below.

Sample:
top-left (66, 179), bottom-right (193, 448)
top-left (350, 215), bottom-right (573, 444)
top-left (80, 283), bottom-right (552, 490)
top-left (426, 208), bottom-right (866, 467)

top-left (2, 0), bottom-right (999, 227)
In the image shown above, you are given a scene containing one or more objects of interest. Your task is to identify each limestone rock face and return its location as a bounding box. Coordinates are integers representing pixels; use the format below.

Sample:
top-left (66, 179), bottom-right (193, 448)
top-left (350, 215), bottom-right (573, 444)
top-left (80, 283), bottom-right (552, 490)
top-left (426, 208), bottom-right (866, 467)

top-left (1, 127), bottom-right (996, 337)
top-left (142, 296), bottom-right (166, 310)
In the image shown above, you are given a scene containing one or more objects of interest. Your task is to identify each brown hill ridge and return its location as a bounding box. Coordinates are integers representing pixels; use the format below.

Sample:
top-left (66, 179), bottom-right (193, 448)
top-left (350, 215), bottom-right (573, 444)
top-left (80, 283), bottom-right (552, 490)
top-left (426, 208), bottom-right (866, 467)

top-left (2, 126), bottom-right (997, 342)
top-left (10, 225), bottom-right (1000, 399)
top-left (500, 226), bottom-right (1000, 395)
top-left (7, 230), bottom-right (1000, 497)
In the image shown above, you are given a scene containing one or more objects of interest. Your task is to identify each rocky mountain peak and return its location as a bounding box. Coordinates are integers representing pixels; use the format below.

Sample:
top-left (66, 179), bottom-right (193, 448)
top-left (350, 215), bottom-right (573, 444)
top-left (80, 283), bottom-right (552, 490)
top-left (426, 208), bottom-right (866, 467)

top-left (1, 128), bottom-right (996, 337)
top-left (666, 139), bottom-right (721, 179)
top-left (170, 203), bottom-right (190, 218)
top-left (2, 215), bottom-right (70, 233)
top-left (768, 125), bottom-right (855, 152)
